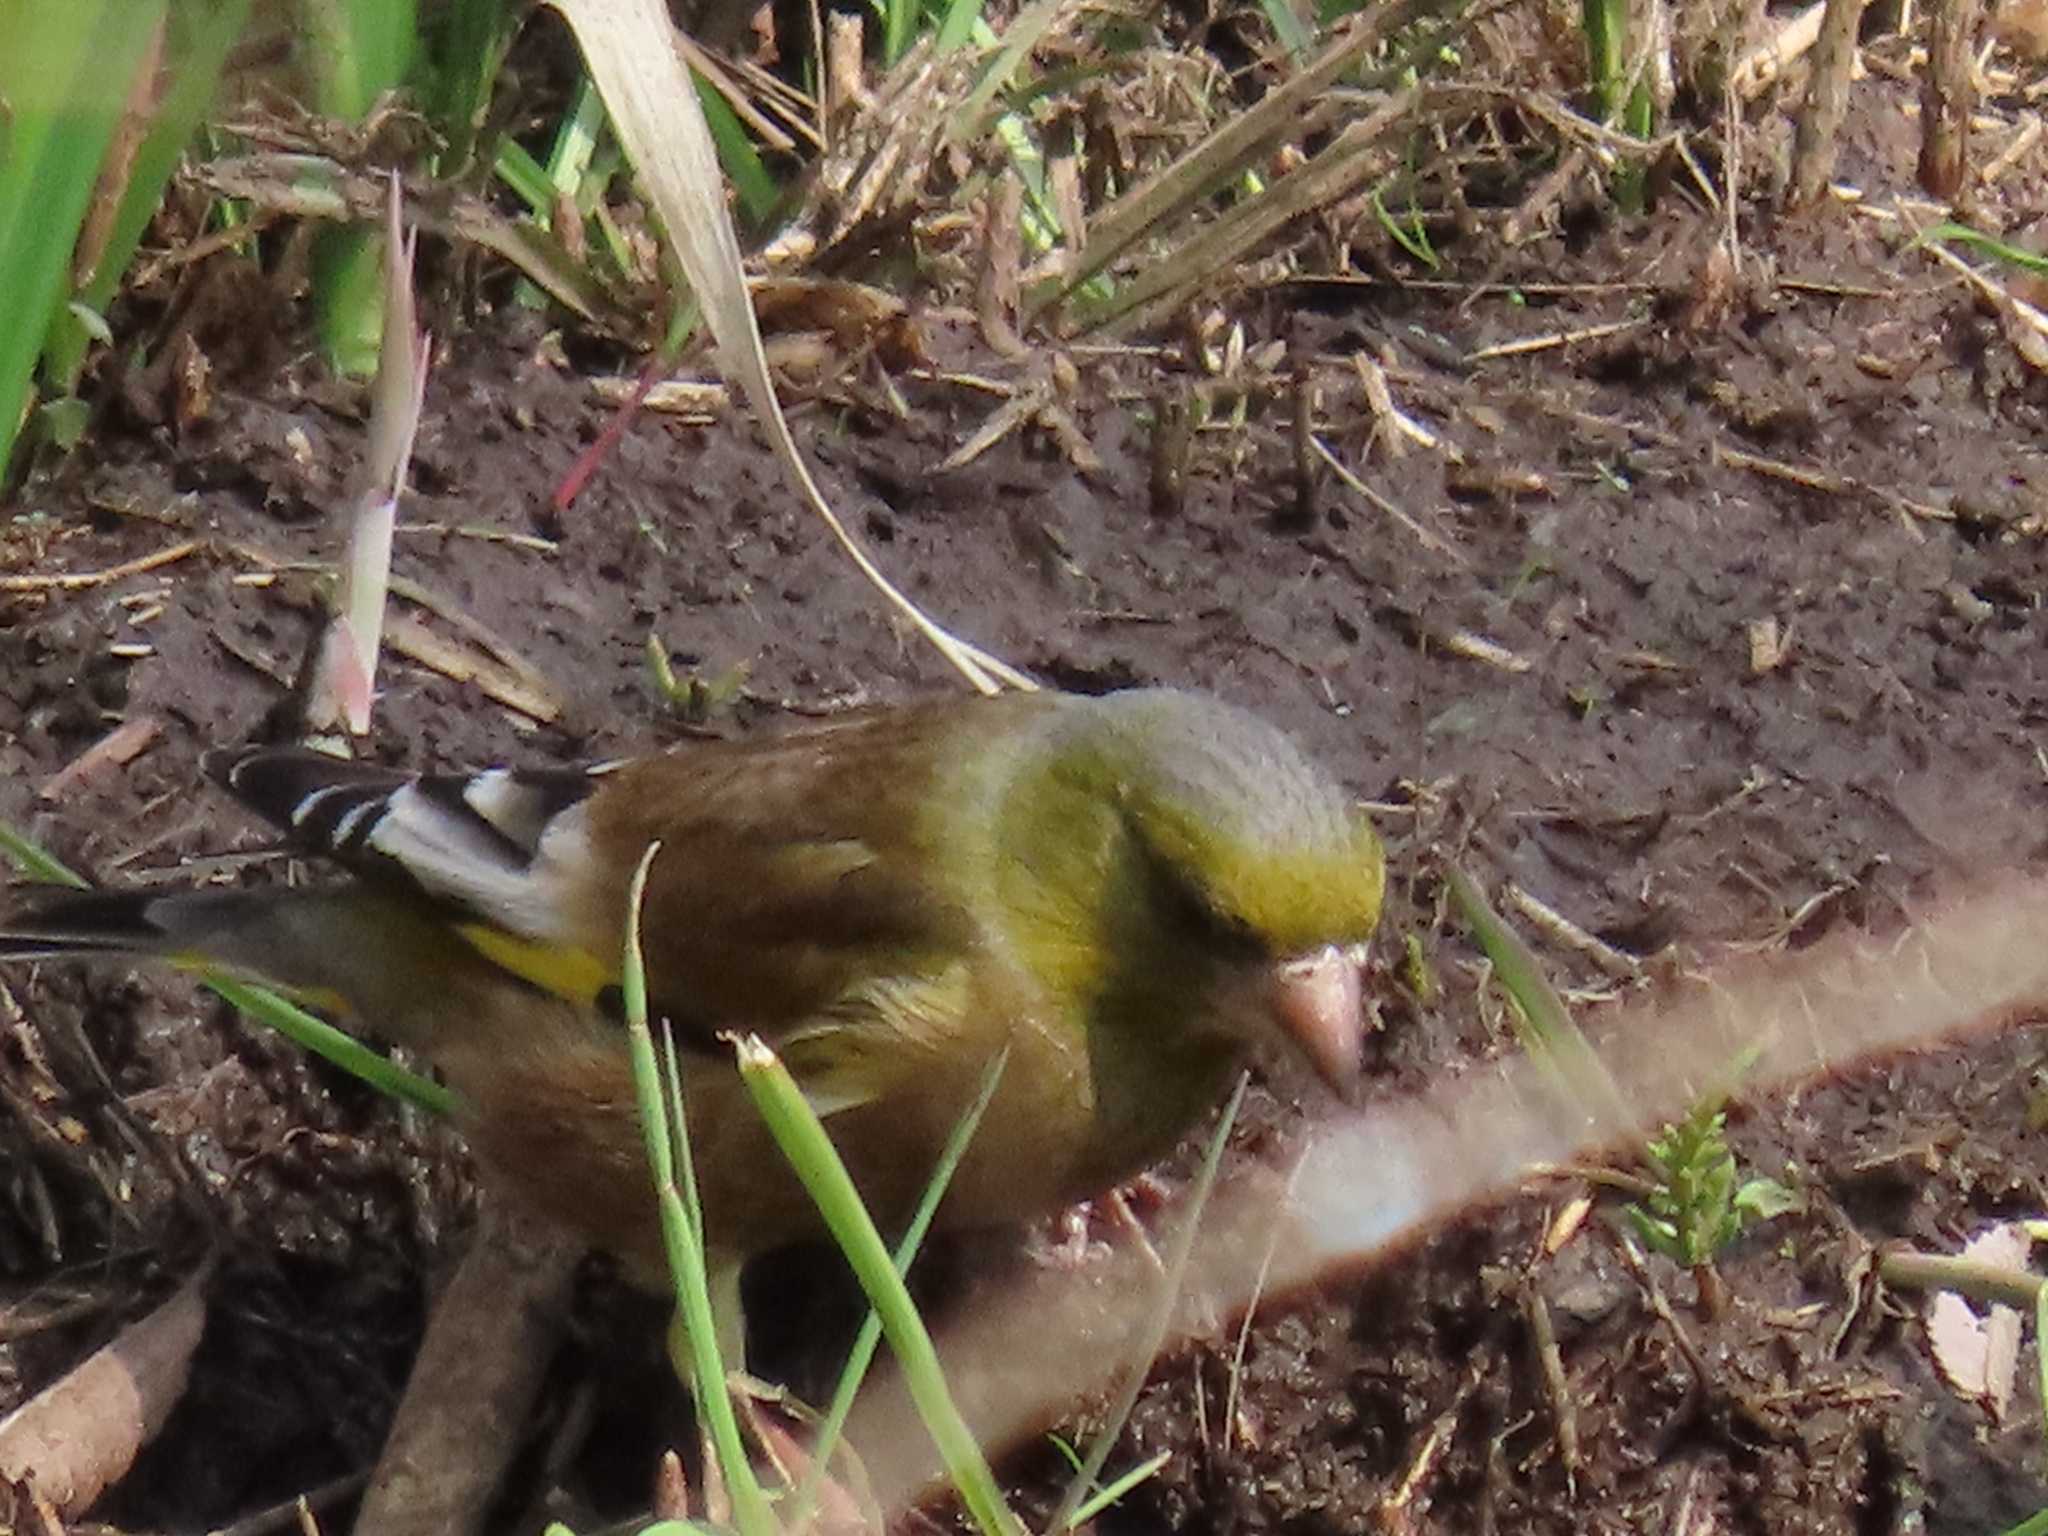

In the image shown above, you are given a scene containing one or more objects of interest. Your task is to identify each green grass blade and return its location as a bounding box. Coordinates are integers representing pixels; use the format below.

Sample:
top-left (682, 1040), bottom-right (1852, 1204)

top-left (1914, 221), bottom-right (2048, 276)
top-left (1064, 1449), bottom-right (1170, 1529)
top-left (206, 976), bottom-right (460, 1117)
top-left (305, 0), bottom-right (418, 118)
top-left (1446, 866), bottom-right (1573, 1052)
top-left (0, 821), bottom-right (92, 890)
top-left (882, 0), bottom-right (921, 67)
top-left (0, 0), bottom-right (157, 480)
top-left (493, 138), bottom-right (555, 218)
top-left (302, 0), bottom-right (418, 375)
top-left (1446, 866), bottom-right (1614, 1098)
top-left (947, 0), bottom-right (1067, 143)
top-left (693, 77), bottom-right (778, 226)
top-left (543, 75), bottom-right (608, 202)
top-left (735, 1035), bottom-right (1025, 1536)
top-left (931, 0), bottom-right (986, 55)
top-left (619, 844), bottom-right (774, 1536)
top-left (421, 0), bottom-right (519, 169)
top-left (2037, 1277), bottom-right (2048, 1464)
top-left (1256, 0), bottom-right (1315, 58)
top-left (792, 1047), bottom-right (1010, 1530)
top-left (1580, 0), bottom-right (1623, 124)
top-left (44, 0), bottom-right (251, 396)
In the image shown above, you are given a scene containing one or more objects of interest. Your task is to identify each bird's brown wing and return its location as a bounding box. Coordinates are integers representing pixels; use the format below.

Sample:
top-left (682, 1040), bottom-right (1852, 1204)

top-left (208, 696), bottom-right (1055, 1052)
top-left (574, 704), bottom-right (1013, 1038)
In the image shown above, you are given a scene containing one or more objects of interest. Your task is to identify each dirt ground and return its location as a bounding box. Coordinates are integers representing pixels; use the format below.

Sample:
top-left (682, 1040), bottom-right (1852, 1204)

top-left (7, 28), bottom-right (2048, 1536)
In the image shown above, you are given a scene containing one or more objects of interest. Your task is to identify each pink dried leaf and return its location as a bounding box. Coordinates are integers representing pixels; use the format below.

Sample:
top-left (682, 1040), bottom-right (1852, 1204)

top-left (1926, 1223), bottom-right (2030, 1422)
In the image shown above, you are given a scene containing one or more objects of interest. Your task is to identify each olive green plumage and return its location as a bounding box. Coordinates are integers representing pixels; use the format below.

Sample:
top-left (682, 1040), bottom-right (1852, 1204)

top-left (1, 687), bottom-right (1384, 1286)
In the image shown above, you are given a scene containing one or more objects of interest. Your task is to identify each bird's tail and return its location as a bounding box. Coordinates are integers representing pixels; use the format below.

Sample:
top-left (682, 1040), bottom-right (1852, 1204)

top-left (1, 881), bottom-right (565, 1060)
top-left (0, 886), bottom-right (246, 966)
top-left (0, 883), bottom-right (400, 1020)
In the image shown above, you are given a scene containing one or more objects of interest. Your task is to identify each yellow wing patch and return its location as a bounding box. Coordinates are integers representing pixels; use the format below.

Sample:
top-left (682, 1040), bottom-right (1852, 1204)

top-left (455, 923), bottom-right (613, 1005)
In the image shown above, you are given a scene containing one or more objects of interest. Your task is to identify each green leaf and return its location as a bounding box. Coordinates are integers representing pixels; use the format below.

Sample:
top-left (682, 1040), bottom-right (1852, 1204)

top-left (1734, 1177), bottom-right (1801, 1221)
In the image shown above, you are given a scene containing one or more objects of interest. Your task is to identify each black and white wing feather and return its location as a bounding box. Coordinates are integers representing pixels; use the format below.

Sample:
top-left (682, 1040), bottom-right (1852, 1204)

top-left (207, 748), bottom-right (604, 943)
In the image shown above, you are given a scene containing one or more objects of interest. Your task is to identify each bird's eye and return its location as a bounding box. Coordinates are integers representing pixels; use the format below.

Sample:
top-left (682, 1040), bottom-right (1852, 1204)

top-left (1196, 903), bottom-right (1269, 961)
top-left (1147, 857), bottom-right (1267, 961)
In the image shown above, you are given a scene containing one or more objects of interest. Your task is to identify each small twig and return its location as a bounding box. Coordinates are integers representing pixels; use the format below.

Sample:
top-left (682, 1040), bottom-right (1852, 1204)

top-left (977, 175), bottom-right (1030, 362)
top-left (1224, 1151), bottom-right (1306, 1451)
top-left (1464, 317), bottom-right (1644, 362)
top-left (1981, 113), bottom-right (2043, 184)
top-left (1502, 144), bottom-right (1590, 247)
top-left (1028, 10), bottom-right (1409, 323)
top-left (396, 523), bottom-right (560, 555)
top-left (1376, 1363), bottom-right (1480, 1520)
top-left (1613, 1230), bottom-right (1784, 1438)
top-left (588, 376), bottom-right (729, 418)
top-left (1878, 1247), bottom-right (2046, 1310)
top-left (1920, 0), bottom-right (1986, 198)
top-left (1732, 1), bottom-right (1827, 99)
top-left (1442, 628), bottom-right (1530, 672)
top-left (387, 573), bottom-right (565, 705)
top-left (1353, 351), bottom-right (1446, 455)
top-left (353, 1203), bottom-right (580, 1536)
top-left (384, 616), bottom-right (564, 724)
top-left (1309, 436), bottom-right (1465, 562)
top-left (1502, 882), bottom-right (1643, 980)
top-left (1544, 1193), bottom-right (1596, 1254)
top-left (1716, 441), bottom-right (1956, 522)
top-left (672, 29), bottom-right (806, 153)
top-left (1522, 1283), bottom-right (1579, 1493)
top-left (39, 717), bottom-right (161, 802)
top-left (209, 1473), bottom-right (369, 1536)
top-left (1, 539), bottom-right (200, 593)
top-left (1290, 371), bottom-right (1316, 525)
top-left (939, 382), bottom-right (1051, 471)
top-left (1614, 1231), bottom-right (1716, 1385)
top-left (653, 1450), bottom-right (690, 1523)
top-left (1149, 385), bottom-right (1191, 518)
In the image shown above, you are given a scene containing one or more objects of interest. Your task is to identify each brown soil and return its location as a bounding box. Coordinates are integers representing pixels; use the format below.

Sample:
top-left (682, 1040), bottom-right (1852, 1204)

top-left (7, 41), bottom-right (2048, 1536)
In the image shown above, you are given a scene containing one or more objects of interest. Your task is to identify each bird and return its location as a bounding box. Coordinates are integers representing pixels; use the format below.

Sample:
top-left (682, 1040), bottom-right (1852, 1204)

top-left (1, 687), bottom-right (1384, 1315)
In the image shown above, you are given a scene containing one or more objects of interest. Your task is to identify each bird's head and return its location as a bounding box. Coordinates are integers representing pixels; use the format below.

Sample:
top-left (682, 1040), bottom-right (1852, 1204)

top-left (1003, 689), bottom-right (1385, 1093)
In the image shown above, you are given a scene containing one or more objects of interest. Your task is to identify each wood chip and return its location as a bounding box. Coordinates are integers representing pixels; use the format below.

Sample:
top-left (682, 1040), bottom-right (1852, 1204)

top-left (1443, 628), bottom-right (1531, 673)
top-left (40, 716), bottom-right (161, 801)
top-left (1544, 1194), bottom-right (1594, 1255)
top-left (1747, 616), bottom-right (1790, 673)
top-left (0, 1265), bottom-right (209, 1516)
top-left (590, 377), bottom-right (729, 416)
top-left (1926, 1224), bottom-right (2031, 1424)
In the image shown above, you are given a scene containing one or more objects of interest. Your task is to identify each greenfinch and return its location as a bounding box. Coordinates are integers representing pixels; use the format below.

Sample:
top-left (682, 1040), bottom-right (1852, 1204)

top-left (2, 688), bottom-right (1383, 1292)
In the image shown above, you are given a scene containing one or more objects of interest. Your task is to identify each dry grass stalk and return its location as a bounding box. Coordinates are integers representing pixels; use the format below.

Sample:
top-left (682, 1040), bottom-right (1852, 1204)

top-left (1788, 0), bottom-right (1872, 208)
top-left (1919, 0), bottom-right (1985, 198)
top-left (1731, 1), bottom-right (1825, 99)
top-left (1029, 5), bottom-right (1431, 325)
top-left (0, 539), bottom-right (200, 593)
top-left (1094, 88), bottom-right (1421, 337)
top-left (193, 156), bottom-right (633, 331)
top-left (978, 177), bottom-right (1031, 360)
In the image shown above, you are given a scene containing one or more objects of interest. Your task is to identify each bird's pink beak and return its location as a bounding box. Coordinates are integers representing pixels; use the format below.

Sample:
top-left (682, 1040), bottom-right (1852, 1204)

top-left (1270, 942), bottom-right (1368, 1090)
